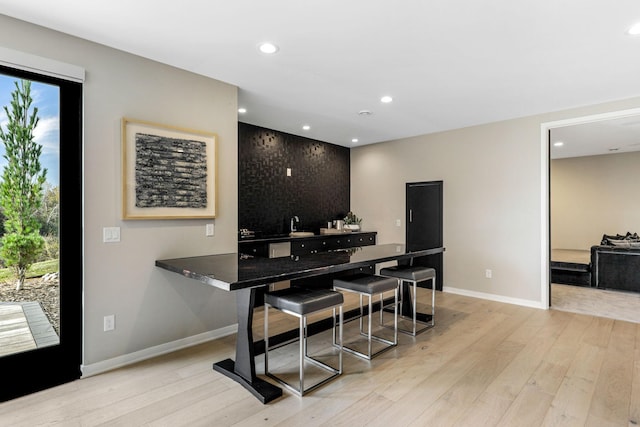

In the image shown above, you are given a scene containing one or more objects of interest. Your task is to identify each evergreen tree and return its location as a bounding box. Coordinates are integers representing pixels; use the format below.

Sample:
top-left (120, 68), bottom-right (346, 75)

top-left (0, 80), bottom-right (47, 290)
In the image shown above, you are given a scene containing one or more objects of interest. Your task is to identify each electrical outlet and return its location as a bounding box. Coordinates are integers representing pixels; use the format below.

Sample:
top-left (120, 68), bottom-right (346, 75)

top-left (103, 315), bottom-right (115, 331)
top-left (485, 269), bottom-right (492, 279)
top-left (206, 223), bottom-right (214, 236)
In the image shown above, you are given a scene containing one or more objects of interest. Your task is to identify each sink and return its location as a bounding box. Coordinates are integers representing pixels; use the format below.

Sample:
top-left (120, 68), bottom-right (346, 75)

top-left (289, 231), bottom-right (315, 238)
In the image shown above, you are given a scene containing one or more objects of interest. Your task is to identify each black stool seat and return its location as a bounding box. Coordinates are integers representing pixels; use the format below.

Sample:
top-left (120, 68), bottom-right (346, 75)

top-left (379, 266), bottom-right (435, 282)
top-left (333, 274), bottom-right (398, 295)
top-left (265, 287), bottom-right (344, 315)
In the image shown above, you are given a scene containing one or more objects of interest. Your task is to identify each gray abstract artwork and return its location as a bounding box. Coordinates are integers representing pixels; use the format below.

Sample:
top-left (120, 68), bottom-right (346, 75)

top-left (134, 133), bottom-right (208, 208)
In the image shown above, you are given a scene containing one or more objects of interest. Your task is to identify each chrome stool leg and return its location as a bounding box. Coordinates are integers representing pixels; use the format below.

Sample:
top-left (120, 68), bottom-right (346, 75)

top-left (334, 279), bottom-right (398, 360)
top-left (379, 266), bottom-right (436, 336)
top-left (264, 288), bottom-right (344, 396)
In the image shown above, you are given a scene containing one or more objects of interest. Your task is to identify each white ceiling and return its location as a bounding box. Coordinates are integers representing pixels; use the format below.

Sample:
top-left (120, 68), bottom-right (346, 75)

top-left (3, 0), bottom-right (640, 152)
top-left (550, 115), bottom-right (640, 159)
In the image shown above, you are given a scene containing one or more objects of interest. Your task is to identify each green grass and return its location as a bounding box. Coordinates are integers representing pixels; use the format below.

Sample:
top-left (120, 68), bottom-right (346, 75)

top-left (0, 259), bottom-right (58, 282)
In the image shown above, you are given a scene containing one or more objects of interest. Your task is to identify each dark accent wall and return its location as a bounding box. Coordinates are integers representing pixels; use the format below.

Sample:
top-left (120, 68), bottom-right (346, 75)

top-left (239, 122), bottom-right (350, 237)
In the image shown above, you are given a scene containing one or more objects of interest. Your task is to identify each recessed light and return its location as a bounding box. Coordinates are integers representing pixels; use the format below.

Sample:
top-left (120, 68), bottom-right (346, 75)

top-left (380, 96), bottom-right (393, 103)
top-left (238, 108), bottom-right (247, 114)
top-left (302, 125), bottom-right (310, 131)
top-left (358, 110), bottom-right (373, 116)
top-left (553, 141), bottom-right (564, 147)
top-left (351, 138), bottom-right (359, 143)
top-left (258, 42), bottom-right (279, 54)
top-left (628, 22), bottom-right (640, 35)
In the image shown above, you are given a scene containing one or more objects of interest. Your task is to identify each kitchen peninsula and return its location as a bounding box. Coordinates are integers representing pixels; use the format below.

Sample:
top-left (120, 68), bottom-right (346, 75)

top-left (156, 243), bottom-right (445, 403)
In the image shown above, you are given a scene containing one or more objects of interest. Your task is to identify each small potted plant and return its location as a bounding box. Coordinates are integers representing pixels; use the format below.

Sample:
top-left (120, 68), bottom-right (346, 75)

top-left (343, 211), bottom-right (362, 231)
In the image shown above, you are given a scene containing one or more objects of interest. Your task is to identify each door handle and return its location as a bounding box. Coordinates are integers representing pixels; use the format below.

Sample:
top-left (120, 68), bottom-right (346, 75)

top-left (409, 209), bottom-right (413, 223)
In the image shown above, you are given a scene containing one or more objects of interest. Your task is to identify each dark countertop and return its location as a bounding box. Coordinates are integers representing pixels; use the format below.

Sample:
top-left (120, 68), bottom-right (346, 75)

top-left (156, 243), bottom-right (444, 292)
top-left (238, 230), bottom-right (376, 244)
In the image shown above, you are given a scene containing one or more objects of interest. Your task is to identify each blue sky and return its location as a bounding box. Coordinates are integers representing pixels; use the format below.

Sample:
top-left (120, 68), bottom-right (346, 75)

top-left (0, 74), bottom-right (59, 187)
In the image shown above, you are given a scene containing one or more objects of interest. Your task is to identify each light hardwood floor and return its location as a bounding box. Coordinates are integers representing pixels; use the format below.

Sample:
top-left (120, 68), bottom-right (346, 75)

top-left (1, 289), bottom-right (639, 426)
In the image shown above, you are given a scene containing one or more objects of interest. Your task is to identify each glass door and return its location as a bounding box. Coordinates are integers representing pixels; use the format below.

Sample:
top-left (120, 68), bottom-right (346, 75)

top-left (0, 65), bottom-right (82, 402)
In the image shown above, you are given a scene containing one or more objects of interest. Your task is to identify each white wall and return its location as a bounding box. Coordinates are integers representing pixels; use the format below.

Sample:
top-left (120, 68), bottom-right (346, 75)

top-left (551, 151), bottom-right (640, 250)
top-left (351, 99), bottom-right (640, 308)
top-left (0, 15), bottom-right (239, 371)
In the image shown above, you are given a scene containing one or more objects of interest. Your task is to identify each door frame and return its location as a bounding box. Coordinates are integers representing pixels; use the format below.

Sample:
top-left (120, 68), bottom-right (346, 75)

top-left (0, 49), bottom-right (84, 402)
top-left (540, 106), bottom-right (640, 310)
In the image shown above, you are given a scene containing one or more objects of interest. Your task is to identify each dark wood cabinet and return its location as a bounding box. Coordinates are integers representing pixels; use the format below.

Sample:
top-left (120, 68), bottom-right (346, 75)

top-left (238, 241), bottom-right (269, 257)
top-left (290, 238), bottom-right (325, 255)
top-left (351, 233), bottom-right (376, 247)
top-left (291, 232), bottom-right (377, 255)
top-left (239, 232), bottom-right (378, 257)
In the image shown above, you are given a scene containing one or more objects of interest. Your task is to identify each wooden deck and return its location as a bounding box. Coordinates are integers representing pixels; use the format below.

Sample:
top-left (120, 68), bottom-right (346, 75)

top-left (0, 302), bottom-right (59, 357)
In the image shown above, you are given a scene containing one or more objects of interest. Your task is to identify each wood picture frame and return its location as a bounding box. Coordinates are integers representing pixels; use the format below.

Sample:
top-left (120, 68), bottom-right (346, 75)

top-left (122, 118), bottom-right (217, 219)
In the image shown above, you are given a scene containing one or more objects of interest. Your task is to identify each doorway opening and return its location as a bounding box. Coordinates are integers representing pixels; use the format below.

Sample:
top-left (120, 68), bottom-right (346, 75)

top-left (542, 107), bottom-right (640, 319)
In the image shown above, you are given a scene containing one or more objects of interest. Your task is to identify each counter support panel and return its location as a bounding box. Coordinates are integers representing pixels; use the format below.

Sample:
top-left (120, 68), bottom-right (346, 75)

top-left (212, 287), bottom-right (283, 403)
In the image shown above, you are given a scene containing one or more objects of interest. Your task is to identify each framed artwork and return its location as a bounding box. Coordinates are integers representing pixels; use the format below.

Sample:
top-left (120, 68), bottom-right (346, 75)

top-left (122, 118), bottom-right (217, 219)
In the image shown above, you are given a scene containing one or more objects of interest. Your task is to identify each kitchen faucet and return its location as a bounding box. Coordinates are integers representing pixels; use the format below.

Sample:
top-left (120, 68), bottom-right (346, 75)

top-left (290, 216), bottom-right (299, 232)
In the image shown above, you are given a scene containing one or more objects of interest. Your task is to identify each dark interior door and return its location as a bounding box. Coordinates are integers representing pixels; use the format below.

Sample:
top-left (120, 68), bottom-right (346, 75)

top-left (0, 65), bottom-right (82, 402)
top-left (406, 181), bottom-right (443, 290)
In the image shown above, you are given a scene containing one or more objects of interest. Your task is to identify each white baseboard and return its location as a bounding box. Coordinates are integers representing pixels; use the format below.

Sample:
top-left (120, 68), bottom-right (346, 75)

top-left (80, 323), bottom-right (238, 378)
top-left (443, 286), bottom-right (545, 310)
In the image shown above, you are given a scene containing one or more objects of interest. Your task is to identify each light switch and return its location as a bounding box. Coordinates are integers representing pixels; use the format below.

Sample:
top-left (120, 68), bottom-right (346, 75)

top-left (103, 227), bottom-right (120, 243)
top-left (286, 168), bottom-right (292, 176)
top-left (206, 223), bottom-right (214, 236)
top-left (396, 219), bottom-right (401, 227)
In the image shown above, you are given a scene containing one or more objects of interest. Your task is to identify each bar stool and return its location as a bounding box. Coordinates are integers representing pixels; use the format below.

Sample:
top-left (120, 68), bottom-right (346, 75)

top-left (264, 287), bottom-right (344, 396)
top-left (379, 265), bottom-right (436, 336)
top-left (332, 274), bottom-right (399, 360)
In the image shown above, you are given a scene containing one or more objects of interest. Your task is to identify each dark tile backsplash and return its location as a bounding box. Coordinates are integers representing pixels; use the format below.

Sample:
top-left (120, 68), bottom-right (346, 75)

top-left (239, 122), bottom-right (350, 237)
